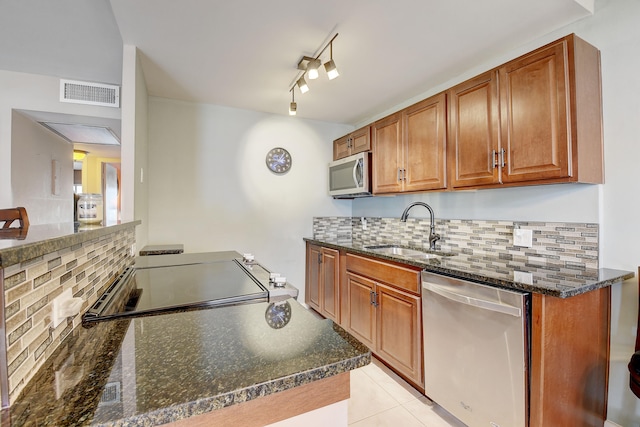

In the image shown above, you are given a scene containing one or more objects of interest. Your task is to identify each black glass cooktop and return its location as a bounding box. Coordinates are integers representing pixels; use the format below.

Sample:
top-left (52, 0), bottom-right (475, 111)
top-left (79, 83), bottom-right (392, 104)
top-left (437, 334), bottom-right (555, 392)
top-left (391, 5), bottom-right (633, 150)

top-left (83, 259), bottom-right (269, 325)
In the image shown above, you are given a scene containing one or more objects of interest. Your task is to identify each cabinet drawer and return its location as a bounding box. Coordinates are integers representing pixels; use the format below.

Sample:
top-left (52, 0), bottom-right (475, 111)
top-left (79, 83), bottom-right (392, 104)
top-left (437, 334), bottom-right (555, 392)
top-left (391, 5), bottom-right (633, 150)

top-left (346, 253), bottom-right (420, 294)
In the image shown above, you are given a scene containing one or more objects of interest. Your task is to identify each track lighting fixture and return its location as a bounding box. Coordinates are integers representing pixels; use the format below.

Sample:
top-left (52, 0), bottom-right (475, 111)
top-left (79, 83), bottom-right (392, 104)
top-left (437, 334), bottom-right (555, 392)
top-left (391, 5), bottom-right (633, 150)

top-left (289, 89), bottom-right (297, 116)
top-left (296, 76), bottom-right (309, 94)
top-left (288, 33), bottom-right (339, 115)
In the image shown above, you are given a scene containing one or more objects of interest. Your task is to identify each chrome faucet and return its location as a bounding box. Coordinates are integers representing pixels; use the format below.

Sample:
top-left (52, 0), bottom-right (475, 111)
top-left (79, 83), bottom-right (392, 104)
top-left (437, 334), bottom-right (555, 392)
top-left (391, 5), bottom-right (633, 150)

top-left (400, 202), bottom-right (440, 250)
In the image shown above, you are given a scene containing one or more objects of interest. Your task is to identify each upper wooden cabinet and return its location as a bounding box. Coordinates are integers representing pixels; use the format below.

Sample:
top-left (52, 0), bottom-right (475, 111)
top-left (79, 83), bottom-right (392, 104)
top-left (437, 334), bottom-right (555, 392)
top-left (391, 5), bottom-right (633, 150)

top-left (448, 71), bottom-right (500, 188)
top-left (333, 126), bottom-right (371, 160)
top-left (372, 92), bottom-right (447, 194)
top-left (449, 34), bottom-right (603, 189)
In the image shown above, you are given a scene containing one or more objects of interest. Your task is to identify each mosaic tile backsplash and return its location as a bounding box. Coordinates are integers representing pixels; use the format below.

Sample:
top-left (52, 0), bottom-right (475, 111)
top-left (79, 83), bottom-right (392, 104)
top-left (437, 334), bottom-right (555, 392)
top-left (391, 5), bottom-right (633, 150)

top-left (312, 216), bottom-right (599, 269)
top-left (2, 227), bottom-right (135, 403)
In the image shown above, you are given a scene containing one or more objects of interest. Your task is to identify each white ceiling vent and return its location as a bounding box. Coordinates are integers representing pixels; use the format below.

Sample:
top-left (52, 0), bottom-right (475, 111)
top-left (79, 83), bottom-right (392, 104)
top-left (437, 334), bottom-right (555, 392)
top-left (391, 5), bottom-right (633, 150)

top-left (60, 79), bottom-right (120, 108)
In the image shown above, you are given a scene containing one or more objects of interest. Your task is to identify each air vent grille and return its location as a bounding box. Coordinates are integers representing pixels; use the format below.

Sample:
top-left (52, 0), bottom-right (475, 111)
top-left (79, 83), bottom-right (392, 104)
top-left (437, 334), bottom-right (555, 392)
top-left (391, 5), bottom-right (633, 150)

top-left (60, 79), bottom-right (120, 108)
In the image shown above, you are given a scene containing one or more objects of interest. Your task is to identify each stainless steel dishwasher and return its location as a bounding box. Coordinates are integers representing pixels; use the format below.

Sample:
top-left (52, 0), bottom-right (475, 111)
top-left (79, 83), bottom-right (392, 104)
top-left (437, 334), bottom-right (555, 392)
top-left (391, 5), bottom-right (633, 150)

top-left (422, 271), bottom-right (529, 427)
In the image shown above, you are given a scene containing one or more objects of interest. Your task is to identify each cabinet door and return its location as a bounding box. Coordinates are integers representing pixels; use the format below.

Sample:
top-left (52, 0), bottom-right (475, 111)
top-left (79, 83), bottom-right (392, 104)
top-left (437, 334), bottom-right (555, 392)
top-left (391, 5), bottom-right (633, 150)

top-left (448, 71), bottom-right (500, 188)
top-left (499, 39), bottom-right (570, 183)
top-left (376, 283), bottom-right (423, 387)
top-left (305, 244), bottom-right (322, 312)
top-left (351, 126), bottom-right (371, 154)
top-left (321, 248), bottom-right (340, 323)
top-left (404, 92), bottom-right (447, 191)
top-left (333, 135), bottom-right (351, 160)
top-left (372, 113), bottom-right (403, 194)
top-left (346, 272), bottom-right (376, 349)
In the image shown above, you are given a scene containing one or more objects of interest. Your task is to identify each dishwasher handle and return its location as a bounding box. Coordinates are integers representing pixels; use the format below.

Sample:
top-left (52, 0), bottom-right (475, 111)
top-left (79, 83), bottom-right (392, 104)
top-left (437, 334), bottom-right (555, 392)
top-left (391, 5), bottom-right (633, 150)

top-left (422, 281), bottom-right (522, 317)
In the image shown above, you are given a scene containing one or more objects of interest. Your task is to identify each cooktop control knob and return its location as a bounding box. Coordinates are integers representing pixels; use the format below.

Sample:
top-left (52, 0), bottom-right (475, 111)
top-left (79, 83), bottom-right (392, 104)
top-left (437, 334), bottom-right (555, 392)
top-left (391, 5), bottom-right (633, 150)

top-left (242, 253), bottom-right (255, 263)
top-left (269, 273), bottom-right (286, 288)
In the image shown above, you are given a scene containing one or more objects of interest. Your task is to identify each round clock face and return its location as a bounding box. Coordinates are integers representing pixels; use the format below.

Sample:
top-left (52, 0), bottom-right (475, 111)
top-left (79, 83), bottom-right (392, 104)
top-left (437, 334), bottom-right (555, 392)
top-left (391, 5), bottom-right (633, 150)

top-left (265, 301), bottom-right (292, 329)
top-left (266, 147), bottom-right (292, 174)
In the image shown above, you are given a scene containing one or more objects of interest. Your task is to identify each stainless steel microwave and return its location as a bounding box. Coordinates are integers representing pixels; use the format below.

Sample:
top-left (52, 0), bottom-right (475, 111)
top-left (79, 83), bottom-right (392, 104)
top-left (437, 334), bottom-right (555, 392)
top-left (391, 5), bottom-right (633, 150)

top-left (328, 152), bottom-right (372, 198)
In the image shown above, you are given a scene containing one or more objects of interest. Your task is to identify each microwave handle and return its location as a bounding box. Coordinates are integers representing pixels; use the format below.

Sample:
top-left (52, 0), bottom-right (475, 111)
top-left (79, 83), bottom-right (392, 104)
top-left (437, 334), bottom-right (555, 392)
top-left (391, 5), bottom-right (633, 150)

top-left (353, 158), bottom-right (363, 187)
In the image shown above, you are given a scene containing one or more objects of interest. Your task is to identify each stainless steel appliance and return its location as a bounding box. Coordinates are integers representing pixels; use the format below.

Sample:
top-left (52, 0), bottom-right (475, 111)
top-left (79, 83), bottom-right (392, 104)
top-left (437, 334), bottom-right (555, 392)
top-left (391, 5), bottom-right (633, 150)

top-left (328, 152), bottom-right (371, 198)
top-left (83, 257), bottom-right (276, 325)
top-left (422, 271), bottom-right (529, 427)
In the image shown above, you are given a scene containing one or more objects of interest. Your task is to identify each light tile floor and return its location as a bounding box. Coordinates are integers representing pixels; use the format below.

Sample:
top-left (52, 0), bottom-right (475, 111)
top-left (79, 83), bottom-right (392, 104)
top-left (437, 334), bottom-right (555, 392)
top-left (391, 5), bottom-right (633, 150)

top-left (348, 357), bottom-right (466, 427)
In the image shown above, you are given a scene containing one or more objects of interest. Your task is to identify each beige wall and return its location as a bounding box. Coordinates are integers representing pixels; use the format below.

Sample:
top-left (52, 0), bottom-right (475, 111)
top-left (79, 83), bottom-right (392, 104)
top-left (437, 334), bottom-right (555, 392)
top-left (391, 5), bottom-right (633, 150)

top-left (11, 111), bottom-right (74, 224)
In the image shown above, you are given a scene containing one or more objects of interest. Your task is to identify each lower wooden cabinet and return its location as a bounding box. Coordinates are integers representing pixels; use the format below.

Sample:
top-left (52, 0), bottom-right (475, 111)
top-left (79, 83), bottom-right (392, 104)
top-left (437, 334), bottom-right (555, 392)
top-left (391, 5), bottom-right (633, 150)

top-left (305, 243), bottom-right (340, 323)
top-left (345, 254), bottom-right (423, 389)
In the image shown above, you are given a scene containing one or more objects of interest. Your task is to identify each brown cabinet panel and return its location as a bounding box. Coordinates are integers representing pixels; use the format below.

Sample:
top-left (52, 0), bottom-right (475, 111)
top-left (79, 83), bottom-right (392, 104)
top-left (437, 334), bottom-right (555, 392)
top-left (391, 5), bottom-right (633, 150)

top-left (404, 93), bottom-right (447, 191)
top-left (346, 253), bottom-right (420, 295)
top-left (529, 288), bottom-right (610, 427)
top-left (351, 126), bottom-right (371, 154)
top-left (372, 113), bottom-right (403, 193)
top-left (344, 253), bottom-right (424, 389)
top-left (322, 248), bottom-right (340, 322)
top-left (333, 126), bottom-right (371, 160)
top-left (499, 39), bottom-right (570, 183)
top-left (346, 272), bottom-right (376, 349)
top-left (305, 243), bottom-right (340, 323)
top-left (306, 244), bottom-right (321, 312)
top-left (448, 71), bottom-right (500, 188)
top-left (333, 135), bottom-right (350, 160)
top-left (376, 283), bottom-right (422, 385)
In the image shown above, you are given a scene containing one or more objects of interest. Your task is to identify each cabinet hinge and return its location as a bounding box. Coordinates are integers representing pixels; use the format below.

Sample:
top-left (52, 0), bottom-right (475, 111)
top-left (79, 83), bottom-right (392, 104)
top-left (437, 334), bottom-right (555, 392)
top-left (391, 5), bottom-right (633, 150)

top-left (370, 291), bottom-right (379, 307)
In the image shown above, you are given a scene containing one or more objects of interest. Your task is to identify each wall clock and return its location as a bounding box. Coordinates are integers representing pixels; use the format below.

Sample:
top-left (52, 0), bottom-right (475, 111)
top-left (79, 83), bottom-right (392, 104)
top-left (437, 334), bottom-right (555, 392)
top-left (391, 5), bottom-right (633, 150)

top-left (265, 147), bottom-right (292, 174)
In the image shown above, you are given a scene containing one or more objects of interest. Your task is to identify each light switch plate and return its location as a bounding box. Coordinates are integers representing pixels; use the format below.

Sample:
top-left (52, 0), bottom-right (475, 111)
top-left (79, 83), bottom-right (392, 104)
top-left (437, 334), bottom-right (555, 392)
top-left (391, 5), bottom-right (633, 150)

top-left (513, 228), bottom-right (533, 248)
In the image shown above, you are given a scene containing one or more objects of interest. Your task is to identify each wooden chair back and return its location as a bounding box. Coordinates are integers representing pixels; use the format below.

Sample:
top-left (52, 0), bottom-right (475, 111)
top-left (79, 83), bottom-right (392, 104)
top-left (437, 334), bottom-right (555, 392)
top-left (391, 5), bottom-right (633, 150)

top-left (0, 207), bottom-right (30, 239)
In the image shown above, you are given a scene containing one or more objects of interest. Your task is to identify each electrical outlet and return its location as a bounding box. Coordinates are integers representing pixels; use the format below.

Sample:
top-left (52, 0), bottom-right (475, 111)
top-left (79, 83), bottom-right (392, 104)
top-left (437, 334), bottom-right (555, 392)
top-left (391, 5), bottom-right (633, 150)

top-left (514, 270), bottom-right (533, 285)
top-left (361, 217), bottom-right (367, 230)
top-left (513, 228), bottom-right (533, 248)
top-left (130, 243), bottom-right (137, 256)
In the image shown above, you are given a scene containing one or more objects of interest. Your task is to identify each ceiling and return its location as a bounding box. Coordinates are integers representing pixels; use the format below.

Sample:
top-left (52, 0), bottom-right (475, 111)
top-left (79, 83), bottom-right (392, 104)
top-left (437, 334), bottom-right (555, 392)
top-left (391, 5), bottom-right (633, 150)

top-left (0, 0), bottom-right (595, 125)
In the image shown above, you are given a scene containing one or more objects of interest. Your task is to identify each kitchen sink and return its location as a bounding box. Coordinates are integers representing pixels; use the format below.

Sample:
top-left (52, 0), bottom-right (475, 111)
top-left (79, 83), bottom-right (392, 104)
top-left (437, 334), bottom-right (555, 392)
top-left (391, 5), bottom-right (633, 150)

top-left (364, 245), bottom-right (452, 259)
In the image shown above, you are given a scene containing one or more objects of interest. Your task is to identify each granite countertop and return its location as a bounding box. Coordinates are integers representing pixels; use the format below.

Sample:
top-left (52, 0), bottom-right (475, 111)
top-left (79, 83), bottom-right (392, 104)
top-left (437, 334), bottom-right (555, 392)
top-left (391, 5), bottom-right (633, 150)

top-left (0, 221), bottom-right (141, 269)
top-left (1, 298), bottom-right (370, 426)
top-left (305, 237), bottom-right (634, 298)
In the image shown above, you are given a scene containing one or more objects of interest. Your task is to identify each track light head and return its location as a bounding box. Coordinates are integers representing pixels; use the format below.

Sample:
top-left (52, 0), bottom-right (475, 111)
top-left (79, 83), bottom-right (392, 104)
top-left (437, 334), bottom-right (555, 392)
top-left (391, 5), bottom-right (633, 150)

top-left (307, 58), bottom-right (321, 80)
top-left (324, 59), bottom-right (339, 80)
top-left (324, 41), bottom-right (339, 80)
top-left (289, 89), bottom-right (297, 116)
top-left (296, 76), bottom-right (309, 94)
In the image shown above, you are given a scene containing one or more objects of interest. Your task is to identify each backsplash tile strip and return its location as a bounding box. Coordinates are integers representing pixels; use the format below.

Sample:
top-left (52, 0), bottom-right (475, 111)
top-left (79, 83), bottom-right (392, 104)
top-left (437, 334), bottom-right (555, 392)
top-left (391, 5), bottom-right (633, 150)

top-left (2, 226), bottom-right (136, 405)
top-left (313, 217), bottom-right (599, 269)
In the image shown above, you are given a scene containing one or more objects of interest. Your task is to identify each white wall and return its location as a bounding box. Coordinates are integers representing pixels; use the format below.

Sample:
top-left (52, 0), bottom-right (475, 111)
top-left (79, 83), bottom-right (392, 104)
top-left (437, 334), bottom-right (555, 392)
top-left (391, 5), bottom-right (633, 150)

top-left (353, 0), bottom-right (640, 424)
top-left (121, 45), bottom-right (149, 248)
top-left (11, 111), bottom-right (74, 224)
top-left (146, 97), bottom-right (352, 299)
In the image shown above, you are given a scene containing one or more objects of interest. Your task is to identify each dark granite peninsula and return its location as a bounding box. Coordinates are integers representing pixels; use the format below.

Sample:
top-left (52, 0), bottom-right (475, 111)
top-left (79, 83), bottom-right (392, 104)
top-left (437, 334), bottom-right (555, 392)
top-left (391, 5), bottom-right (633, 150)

top-left (1, 243), bottom-right (370, 426)
top-left (2, 298), bottom-right (369, 426)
